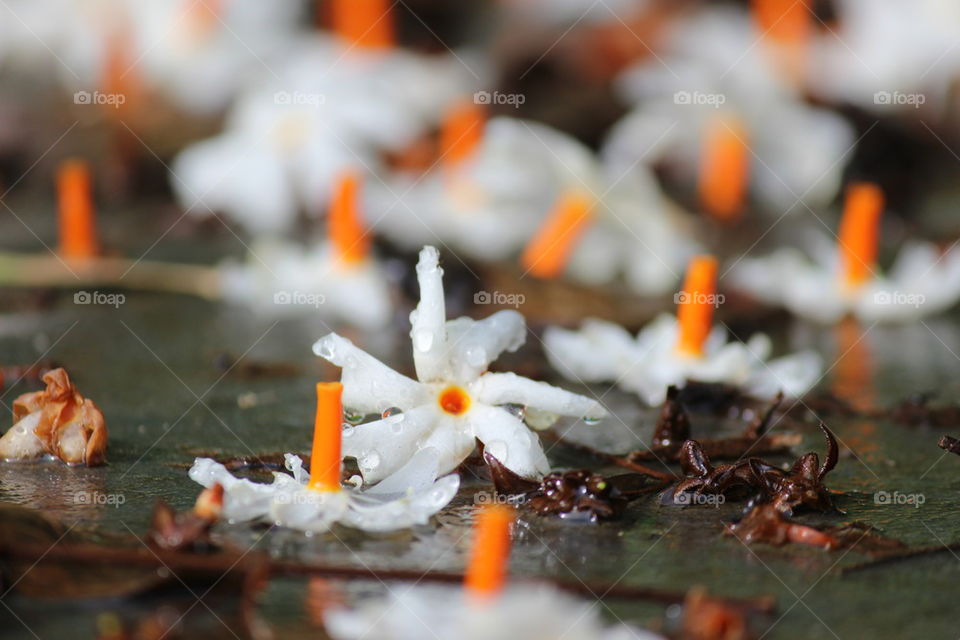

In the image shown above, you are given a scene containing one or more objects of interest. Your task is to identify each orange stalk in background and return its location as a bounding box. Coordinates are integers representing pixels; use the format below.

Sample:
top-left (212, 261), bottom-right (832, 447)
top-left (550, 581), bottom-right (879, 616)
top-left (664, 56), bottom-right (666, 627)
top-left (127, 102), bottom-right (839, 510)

top-left (307, 382), bottom-right (344, 492)
top-left (329, 171), bottom-right (370, 265)
top-left (464, 505), bottom-right (514, 600)
top-left (838, 182), bottom-right (884, 289)
top-left (698, 117), bottom-right (749, 223)
top-left (329, 0), bottom-right (394, 50)
top-left (440, 100), bottom-right (487, 170)
top-left (676, 255), bottom-right (719, 358)
top-left (751, 0), bottom-right (812, 83)
top-left (520, 191), bottom-right (595, 279)
top-left (57, 159), bottom-right (99, 260)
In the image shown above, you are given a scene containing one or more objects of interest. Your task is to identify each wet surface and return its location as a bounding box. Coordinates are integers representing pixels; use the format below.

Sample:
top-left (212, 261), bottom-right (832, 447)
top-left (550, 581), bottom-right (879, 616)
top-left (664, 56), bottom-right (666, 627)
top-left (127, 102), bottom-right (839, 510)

top-left (1, 274), bottom-right (959, 639)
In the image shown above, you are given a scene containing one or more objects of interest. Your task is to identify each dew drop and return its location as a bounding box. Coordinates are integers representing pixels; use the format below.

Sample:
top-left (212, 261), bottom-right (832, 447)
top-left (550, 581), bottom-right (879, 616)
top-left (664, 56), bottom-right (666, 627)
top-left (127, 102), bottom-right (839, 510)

top-left (413, 329), bottom-right (434, 352)
top-left (342, 424), bottom-right (356, 438)
top-left (503, 403), bottom-right (526, 421)
top-left (382, 407), bottom-right (403, 419)
top-left (360, 450), bottom-right (381, 470)
top-left (315, 338), bottom-right (334, 359)
top-left (582, 415), bottom-right (602, 426)
top-left (485, 440), bottom-right (508, 463)
top-left (344, 409), bottom-right (364, 425)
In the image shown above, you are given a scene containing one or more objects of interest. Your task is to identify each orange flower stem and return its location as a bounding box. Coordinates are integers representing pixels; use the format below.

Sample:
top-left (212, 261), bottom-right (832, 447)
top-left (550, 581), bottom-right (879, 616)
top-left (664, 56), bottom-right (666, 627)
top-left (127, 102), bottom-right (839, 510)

top-left (57, 159), bottom-right (99, 260)
top-left (307, 382), bottom-right (344, 492)
top-left (329, 171), bottom-right (370, 265)
top-left (520, 191), bottom-right (595, 278)
top-left (698, 117), bottom-right (749, 223)
top-left (751, 0), bottom-right (812, 83)
top-left (838, 182), bottom-right (884, 289)
top-left (464, 505), bottom-right (514, 600)
top-left (440, 100), bottom-right (486, 171)
top-left (676, 255), bottom-right (719, 357)
top-left (329, 0), bottom-right (394, 50)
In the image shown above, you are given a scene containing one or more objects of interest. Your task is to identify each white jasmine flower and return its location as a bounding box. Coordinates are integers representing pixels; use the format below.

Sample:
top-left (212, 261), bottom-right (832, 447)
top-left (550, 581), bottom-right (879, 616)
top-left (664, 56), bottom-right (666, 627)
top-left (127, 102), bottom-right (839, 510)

top-left (189, 382), bottom-right (458, 534)
top-left (730, 183), bottom-right (960, 323)
top-left (324, 583), bottom-right (663, 640)
top-left (603, 6), bottom-right (854, 214)
top-left (189, 448), bottom-right (458, 534)
top-left (313, 246), bottom-right (607, 482)
top-left (544, 256), bottom-right (821, 405)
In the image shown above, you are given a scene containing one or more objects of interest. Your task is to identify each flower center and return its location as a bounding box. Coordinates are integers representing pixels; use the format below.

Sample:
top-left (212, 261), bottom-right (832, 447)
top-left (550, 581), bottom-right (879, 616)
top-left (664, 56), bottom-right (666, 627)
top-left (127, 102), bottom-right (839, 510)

top-left (438, 386), bottom-right (471, 416)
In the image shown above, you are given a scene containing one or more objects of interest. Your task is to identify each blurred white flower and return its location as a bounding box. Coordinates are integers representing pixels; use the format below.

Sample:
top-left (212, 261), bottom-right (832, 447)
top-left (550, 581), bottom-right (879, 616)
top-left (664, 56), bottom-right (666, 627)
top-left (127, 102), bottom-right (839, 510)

top-left (545, 314), bottom-right (821, 405)
top-left (324, 582), bottom-right (663, 640)
top-left (603, 6), bottom-right (854, 214)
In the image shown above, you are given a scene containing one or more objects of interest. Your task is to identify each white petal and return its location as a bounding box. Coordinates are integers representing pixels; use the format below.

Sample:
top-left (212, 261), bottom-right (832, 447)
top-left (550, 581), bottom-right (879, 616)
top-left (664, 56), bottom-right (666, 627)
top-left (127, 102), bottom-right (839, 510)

top-left (748, 350), bottom-right (823, 399)
top-left (468, 404), bottom-right (550, 479)
top-left (409, 246), bottom-right (449, 382)
top-left (342, 404), bottom-right (440, 485)
top-left (442, 310), bottom-right (526, 382)
top-left (188, 458), bottom-right (278, 522)
top-left (471, 372), bottom-right (607, 423)
top-left (543, 320), bottom-right (631, 383)
top-left (313, 332), bottom-right (427, 414)
top-left (269, 488), bottom-right (349, 533)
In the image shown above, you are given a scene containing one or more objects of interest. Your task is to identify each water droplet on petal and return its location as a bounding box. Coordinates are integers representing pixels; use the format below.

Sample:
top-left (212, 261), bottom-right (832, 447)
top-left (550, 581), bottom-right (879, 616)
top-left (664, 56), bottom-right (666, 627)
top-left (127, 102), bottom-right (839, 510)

top-left (315, 338), bottom-right (335, 359)
top-left (382, 407), bottom-right (403, 419)
top-left (485, 440), bottom-right (508, 463)
top-left (503, 403), bottom-right (526, 421)
top-left (344, 409), bottom-right (364, 425)
top-left (342, 424), bottom-right (356, 438)
top-left (413, 329), bottom-right (434, 352)
top-left (360, 450), bottom-right (381, 470)
top-left (583, 415), bottom-right (603, 426)
top-left (465, 346), bottom-right (487, 367)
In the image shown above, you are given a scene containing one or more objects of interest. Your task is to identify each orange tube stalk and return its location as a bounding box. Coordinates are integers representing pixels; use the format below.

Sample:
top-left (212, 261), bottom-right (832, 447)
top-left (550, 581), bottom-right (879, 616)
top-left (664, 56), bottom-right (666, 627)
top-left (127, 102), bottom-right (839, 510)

top-left (440, 100), bottom-right (486, 171)
top-left (520, 191), bottom-right (595, 279)
top-left (307, 382), bottom-right (344, 492)
top-left (837, 182), bottom-right (884, 290)
top-left (330, 0), bottom-right (394, 50)
top-left (751, 0), bottom-right (812, 82)
top-left (698, 117), bottom-right (750, 223)
top-left (57, 159), bottom-right (99, 260)
top-left (676, 255), bottom-right (719, 358)
top-left (464, 505), bottom-right (514, 600)
top-left (329, 171), bottom-right (370, 265)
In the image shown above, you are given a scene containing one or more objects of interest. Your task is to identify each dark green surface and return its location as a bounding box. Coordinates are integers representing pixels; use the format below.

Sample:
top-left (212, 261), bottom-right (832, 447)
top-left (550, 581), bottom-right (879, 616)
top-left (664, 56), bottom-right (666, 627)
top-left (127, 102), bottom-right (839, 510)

top-left (0, 281), bottom-right (959, 639)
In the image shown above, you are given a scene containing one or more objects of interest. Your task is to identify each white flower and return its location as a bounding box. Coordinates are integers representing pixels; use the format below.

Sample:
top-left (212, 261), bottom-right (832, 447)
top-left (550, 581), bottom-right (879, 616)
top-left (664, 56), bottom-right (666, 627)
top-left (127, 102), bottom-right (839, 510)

top-left (219, 239), bottom-right (393, 330)
top-left (324, 583), bottom-right (663, 640)
top-left (603, 6), bottom-right (854, 213)
top-left (544, 314), bottom-right (822, 405)
top-left (730, 234), bottom-right (960, 324)
top-left (313, 246), bottom-right (607, 482)
top-left (371, 117), bottom-right (594, 262)
top-left (188, 447), bottom-right (458, 533)
top-left (810, 0), bottom-right (960, 113)
top-left (172, 36), bottom-right (469, 235)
